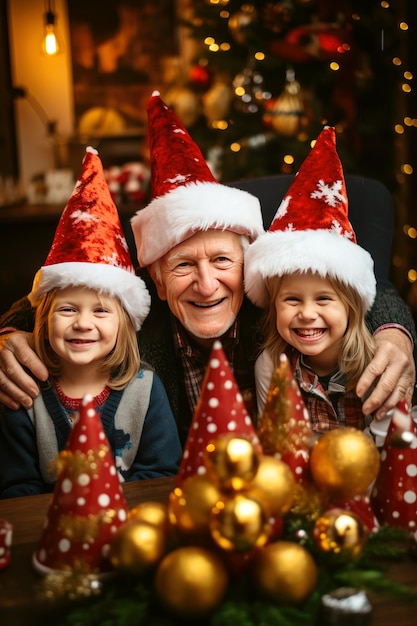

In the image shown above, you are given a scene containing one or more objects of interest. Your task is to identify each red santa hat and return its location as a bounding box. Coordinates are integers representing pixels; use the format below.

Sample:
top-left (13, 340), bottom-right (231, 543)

top-left (370, 400), bottom-right (417, 531)
top-left (33, 395), bottom-right (129, 574)
top-left (130, 91), bottom-right (264, 267)
top-left (177, 340), bottom-right (262, 486)
top-left (29, 147), bottom-right (150, 330)
top-left (244, 127), bottom-right (376, 310)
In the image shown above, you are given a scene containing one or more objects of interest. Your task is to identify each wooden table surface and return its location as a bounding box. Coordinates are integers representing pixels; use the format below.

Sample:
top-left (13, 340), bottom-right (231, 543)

top-left (0, 476), bottom-right (416, 626)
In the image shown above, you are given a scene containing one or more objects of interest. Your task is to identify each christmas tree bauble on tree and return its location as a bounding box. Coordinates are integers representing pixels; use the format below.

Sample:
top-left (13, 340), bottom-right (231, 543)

top-left (313, 508), bottom-right (368, 561)
top-left (263, 69), bottom-right (304, 136)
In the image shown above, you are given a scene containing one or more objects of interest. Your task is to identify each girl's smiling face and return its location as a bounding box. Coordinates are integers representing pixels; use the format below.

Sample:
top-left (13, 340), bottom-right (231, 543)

top-left (274, 271), bottom-right (349, 375)
top-left (48, 286), bottom-right (119, 371)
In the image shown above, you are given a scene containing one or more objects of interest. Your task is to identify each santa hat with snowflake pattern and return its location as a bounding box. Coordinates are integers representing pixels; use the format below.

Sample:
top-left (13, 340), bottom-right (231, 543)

top-left (244, 127), bottom-right (376, 310)
top-left (29, 147), bottom-right (150, 330)
top-left (131, 91), bottom-right (264, 267)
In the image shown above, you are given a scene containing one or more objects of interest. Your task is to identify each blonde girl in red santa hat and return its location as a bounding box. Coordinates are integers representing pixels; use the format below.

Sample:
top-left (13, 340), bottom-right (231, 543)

top-left (0, 147), bottom-right (181, 498)
top-left (244, 127), bottom-right (377, 434)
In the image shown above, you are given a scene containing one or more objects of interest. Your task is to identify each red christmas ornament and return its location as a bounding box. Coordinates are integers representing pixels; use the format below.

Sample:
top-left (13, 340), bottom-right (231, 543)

top-left (190, 63), bottom-right (211, 90)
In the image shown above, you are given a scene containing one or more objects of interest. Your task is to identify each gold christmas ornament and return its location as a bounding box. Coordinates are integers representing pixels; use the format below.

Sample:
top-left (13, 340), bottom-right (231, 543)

top-left (205, 434), bottom-right (260, 491)
top-left (155, 546), bottom-right (228, 618)
top-left (168, 474), bottom-right (222, 539)
top-left (313, 508), bottom-right (368, 561)
top-left (109, 520), bottom-right (166, 575)
top-left (164, 86), bottom-right (202, 127)
top-left (210, 493), bottom-right (270, 552)
top-left (264, 68), bottom-right (304, 137)
top-left (202, 80), bottom-right (233, 124)
top-left (246, 454), bottom-right (295, 518)
top-left (310, 428), bottom-right (380, 499)
top-left (253, 541), bottom-right (318, 604)
top-left (128, 501), bottom-right (168, 530)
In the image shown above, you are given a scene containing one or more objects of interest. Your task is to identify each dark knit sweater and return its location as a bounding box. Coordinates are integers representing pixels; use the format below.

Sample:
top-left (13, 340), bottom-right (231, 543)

top-left (0, 368), bottom-right (182, 499)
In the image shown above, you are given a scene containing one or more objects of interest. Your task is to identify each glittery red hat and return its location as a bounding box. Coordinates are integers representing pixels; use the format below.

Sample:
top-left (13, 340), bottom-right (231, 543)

top-left (244, 127), bottom-right (376, 310)
top-left (29, 147), bottom-right (150, 330)
top-left (33, 395), bottom-right (129, 575)
top-left (176, 340), bottom-right (262, 485)
top-left (131, 91), bottom-right (263, 267)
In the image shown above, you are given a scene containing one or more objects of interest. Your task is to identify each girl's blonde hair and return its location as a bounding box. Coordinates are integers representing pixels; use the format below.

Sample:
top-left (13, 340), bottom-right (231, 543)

top-left (33, 288), bottom-right (140, 390)
top-left (261, 272), bottom-right (375, 390)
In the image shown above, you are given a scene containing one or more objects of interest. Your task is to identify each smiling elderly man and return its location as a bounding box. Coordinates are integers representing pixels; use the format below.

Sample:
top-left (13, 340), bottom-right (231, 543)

top-left (0, 92), bottom-right (415, 445)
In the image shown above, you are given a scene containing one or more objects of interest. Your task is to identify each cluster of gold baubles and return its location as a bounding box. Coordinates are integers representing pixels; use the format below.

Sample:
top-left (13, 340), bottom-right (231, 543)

top-left (109, 429), bottom-right (380, 619)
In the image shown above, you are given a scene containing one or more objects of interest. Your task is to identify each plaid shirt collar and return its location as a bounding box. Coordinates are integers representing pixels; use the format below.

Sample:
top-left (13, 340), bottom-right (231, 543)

top-left (171, 315), bottom-right (239, 415)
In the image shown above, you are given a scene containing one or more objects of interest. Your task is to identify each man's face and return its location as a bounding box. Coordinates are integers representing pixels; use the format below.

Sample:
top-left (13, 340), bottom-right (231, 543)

top-left (150, 229), bottom-right (245, 347)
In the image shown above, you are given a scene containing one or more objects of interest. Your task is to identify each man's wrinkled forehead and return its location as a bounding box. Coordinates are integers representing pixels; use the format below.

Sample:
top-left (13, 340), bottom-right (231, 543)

top-left (161, 229), bottom-right (244, 263)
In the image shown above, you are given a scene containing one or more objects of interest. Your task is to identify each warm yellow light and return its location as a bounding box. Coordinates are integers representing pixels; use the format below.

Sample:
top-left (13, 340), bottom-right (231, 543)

top-left (209, 43), bottom-right (220, 52)
top-left (407, 226), bottom-right (417, 239)
top-left (404, 117), bottom-right (413, 126)
top-left (392, 57), bottom-right (402, 66)
top-left (330, 62), bottom-right (340, 71)
top-left (42, 2), bottom-right (61, 56)
top-left (283, 154), bottom-right (294, 165)
top-left (204, 37), bottom-right (215, 45)
top-left (404, 71), bottom-right (413, 80)
top-left (220, 42), bottom-right (231, 51)
top-left (44, 27), bottom-right (59, 55)
top-left (408, 269), bottom-right (417, 283)
top-left (255, 51), bottom-right (265, 61)
top-left (395, 124), bottom-right (404, 134)
top-left (381, 1), bottom-right (390, 8)
top-left (401, 164), bottom-right (413, 175)
top-left (402, 84), bottom-right (412, 93)
top-left (399, 22), bottom-right (408, 31)
top-left (230, 143), bottom-right (241, 152)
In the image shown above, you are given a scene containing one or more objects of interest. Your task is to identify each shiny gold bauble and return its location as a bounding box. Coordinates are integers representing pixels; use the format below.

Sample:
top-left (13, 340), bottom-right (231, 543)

top-left (253, 541), bottom-right (318, 605)
top-left (309, 428), bottom-right (380, 499)
top-left (205, 434), bottom-right (260, 491)
top-left (128, 501), bottom-right (168, 529)
top-left (164, 86), bottom-right (202, 127)
top-left (109, 520), bottom-right (166, 575)
top-left (155, 546), bottom-right (228, 618)
top-left (313, 508), bottom-right (368, 561)
top-left (247, 455), bottom-right (295, 518)
top-left (210, 493), bottom-right (269, 552)
top-left (168, 474), bottom-right (222, 539)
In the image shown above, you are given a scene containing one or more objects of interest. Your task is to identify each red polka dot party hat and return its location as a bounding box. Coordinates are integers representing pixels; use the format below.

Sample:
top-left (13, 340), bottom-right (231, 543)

top-left (370, 400), bottom-right (417, 531)
top-left (176, 340), bottom-right (262, 486)
top-left (33, 395), bottom-right (128, 575)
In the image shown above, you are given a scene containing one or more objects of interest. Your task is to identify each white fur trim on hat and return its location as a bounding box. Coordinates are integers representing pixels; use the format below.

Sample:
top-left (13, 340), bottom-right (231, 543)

top-left (244, 229), bottom-right (376, 310)
top-left (131, 181), bottom-right (263, 267)
top-left (29, 262), bottom-right (151, 331)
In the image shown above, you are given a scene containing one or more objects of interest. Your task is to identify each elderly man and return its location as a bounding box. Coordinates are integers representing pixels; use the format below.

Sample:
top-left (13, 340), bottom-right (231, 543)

top-left (0, 92), bottom-right (415, 445)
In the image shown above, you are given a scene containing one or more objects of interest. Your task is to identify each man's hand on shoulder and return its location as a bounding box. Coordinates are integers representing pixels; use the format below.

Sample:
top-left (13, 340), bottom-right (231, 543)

top-left (0, 331), bottom-right (48, 410)
top-left (357, 327), bottom-right (416, 420)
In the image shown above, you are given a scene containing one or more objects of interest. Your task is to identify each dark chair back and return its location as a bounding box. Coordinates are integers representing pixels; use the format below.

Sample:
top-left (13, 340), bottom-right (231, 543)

top-left (227, 174), bottom-right (394, 288)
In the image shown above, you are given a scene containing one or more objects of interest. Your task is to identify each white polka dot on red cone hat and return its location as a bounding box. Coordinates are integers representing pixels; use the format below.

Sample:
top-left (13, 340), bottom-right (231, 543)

top-left (33, 395), bottom-right (129, 575)
top-left (244, 126), bottom-right (376, 310)
top-left (29, 146), bottom-right (150, 330)
top-left (176, 340), bottom-right (262, 486)
top-left (130, 91), bottom-right (263, 268)
top-left (371, 400), bottom-right (417, 531)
